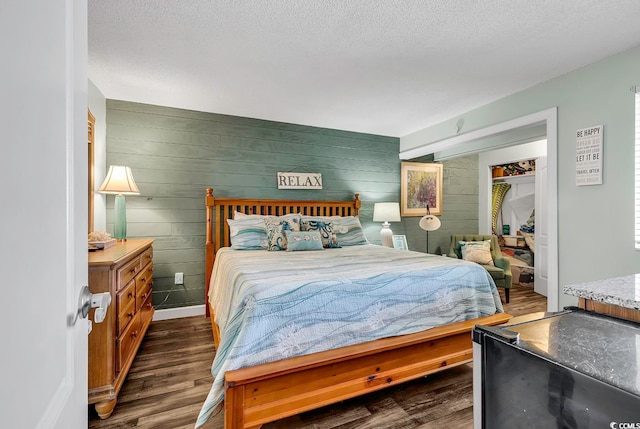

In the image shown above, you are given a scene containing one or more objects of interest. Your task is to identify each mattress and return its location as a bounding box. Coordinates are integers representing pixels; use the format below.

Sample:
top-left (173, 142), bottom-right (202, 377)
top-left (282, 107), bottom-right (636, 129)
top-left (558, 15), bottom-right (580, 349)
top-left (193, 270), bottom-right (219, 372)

top-left (196, 244), bottom-right (503, 427)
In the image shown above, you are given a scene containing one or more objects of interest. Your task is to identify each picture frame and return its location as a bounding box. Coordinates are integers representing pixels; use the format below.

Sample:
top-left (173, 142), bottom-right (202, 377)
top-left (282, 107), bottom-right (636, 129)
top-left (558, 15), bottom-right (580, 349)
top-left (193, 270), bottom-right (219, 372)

top-left (400, 162), bottom-right (443, 216)
top-left (392, 234), bottom-right (408, 250)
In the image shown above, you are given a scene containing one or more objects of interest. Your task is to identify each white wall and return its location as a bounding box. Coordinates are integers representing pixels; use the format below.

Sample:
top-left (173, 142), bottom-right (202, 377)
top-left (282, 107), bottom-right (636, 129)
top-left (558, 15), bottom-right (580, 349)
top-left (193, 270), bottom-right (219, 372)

top-left (88, 80), bottom-right (107, 231)
top-left (478, 140), bottom-right (547, 234)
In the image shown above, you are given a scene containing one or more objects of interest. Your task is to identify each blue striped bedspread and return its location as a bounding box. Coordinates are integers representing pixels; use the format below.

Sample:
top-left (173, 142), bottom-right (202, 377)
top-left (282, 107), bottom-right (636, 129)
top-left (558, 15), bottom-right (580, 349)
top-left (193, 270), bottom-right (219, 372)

top-left (195, 244), bottom-right (503, 427)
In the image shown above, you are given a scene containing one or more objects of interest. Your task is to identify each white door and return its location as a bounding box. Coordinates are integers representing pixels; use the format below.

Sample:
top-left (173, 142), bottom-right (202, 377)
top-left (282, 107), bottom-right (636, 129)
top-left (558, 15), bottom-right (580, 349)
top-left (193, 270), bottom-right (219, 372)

top-left (534, 156), bottom-right (549, 297)
top-left (2, 1), bottom-right (88, 428)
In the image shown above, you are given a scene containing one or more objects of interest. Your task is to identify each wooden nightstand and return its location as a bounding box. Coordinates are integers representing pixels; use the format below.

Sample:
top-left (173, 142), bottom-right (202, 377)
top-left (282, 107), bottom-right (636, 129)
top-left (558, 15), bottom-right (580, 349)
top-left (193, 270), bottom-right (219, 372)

top-left (88, 238), bottom-right (154, 418)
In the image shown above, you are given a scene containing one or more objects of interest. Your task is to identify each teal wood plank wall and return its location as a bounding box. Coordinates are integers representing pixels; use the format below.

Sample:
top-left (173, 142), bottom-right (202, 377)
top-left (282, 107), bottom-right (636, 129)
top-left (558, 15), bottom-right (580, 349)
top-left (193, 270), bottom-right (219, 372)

top-left (399, 154), bottom-right (479, 255)
top-left (105, 101), bottom-right (479, 309)
top-left (105, 100), bottom-right (401, 309)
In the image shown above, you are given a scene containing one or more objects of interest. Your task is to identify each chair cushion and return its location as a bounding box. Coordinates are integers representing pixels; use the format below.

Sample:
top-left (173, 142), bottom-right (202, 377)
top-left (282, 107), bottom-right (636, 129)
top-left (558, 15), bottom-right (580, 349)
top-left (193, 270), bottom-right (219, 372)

top-left (481, 264), bottom-right (505, 281)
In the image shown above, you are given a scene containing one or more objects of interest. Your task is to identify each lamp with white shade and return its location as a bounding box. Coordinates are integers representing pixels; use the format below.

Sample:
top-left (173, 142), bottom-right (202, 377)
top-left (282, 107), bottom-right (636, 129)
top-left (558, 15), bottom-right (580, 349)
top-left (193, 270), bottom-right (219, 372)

top-left (418, 205), bottom-right (441, 253)
top-left (98, 165), bottom-right (140, 240)
top-left (373, 202), bottom-right (401, 247)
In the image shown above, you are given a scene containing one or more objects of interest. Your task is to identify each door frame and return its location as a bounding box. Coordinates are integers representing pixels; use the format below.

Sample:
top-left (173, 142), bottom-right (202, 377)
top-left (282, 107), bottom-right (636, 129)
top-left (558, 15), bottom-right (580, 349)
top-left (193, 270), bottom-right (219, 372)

top-left (400, 108), bottom-right (558, 311)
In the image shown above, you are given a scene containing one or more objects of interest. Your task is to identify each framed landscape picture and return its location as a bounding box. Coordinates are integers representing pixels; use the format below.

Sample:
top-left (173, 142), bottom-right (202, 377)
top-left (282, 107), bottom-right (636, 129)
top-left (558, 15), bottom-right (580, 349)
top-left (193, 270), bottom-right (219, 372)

top-left (400, 162), bottom-right (443, 216)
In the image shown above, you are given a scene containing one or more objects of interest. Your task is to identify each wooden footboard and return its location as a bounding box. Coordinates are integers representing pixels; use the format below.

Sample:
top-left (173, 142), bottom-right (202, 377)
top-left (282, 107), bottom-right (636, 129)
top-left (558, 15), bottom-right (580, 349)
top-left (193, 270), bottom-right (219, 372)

top-left (213, 301), bottom-right (510, 429)
top-left (204, 189), bottom-right (511, 428)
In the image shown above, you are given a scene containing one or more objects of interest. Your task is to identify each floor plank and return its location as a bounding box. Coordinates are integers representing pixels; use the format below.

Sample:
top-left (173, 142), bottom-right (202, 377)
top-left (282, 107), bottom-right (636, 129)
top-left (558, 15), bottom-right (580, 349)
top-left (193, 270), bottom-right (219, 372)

top-left (89, 283), bottom-right (546, 428)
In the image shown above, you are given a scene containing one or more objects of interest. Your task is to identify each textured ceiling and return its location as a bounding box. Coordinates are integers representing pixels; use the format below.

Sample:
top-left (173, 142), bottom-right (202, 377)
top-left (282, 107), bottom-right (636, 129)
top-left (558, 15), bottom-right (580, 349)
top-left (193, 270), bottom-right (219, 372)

top-left (89, 0), bottom-right (640, 137)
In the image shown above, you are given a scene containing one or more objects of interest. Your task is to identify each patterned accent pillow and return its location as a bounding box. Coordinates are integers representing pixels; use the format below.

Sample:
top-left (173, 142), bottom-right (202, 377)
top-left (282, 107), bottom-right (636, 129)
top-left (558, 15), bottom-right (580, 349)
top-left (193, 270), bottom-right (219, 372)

top-left (460, 240), bottom-right (494, 266)
top-left (285, 231), bottom-right (324, 251)
top-left (301, 216), bottom-right (368, 246)
top-left (327, 216), bottom-right (368, 246)
top-left (263, 216), bottom-right (301, 251)
top-left (227, 218), bottom-right (268, 250)
top-left (301, 220), bottom-right (340, 248)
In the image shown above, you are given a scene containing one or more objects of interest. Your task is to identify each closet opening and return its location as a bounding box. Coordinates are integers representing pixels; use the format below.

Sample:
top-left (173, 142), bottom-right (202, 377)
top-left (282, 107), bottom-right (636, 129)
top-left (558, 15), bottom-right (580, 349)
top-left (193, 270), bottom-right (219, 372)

top-left (490, 157), bottom-right (543, 301)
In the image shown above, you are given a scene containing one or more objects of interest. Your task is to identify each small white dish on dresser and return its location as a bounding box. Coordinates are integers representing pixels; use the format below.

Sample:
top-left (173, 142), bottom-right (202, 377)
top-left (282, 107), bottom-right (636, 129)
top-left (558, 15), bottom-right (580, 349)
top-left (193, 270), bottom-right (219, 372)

top-left (88, 238), bottom-right (116, 249)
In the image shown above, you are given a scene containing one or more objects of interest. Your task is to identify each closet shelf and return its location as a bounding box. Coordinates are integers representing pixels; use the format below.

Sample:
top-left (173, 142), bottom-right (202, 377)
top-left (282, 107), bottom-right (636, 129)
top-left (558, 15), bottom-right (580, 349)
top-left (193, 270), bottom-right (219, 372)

top-left (492, 173), bottom-right (535, 184)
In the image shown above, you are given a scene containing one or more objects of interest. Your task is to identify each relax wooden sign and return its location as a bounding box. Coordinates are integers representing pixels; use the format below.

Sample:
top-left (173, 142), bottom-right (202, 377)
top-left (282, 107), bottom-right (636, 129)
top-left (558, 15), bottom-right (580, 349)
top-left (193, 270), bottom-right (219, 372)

top-left (277, 172), bottom-right (323, 189)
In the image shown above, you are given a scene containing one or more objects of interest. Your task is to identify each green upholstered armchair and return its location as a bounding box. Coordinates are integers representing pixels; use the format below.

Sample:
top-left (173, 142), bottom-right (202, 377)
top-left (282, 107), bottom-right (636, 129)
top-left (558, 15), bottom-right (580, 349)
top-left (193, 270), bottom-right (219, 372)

top-left (448, 234), bottom-right (512, 303)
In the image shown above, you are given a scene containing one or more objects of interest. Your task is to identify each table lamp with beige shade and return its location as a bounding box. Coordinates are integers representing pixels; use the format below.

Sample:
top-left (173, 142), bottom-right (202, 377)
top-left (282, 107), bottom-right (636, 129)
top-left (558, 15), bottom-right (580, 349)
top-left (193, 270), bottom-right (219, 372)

top-left (98, 165), bottom-right (140, 240)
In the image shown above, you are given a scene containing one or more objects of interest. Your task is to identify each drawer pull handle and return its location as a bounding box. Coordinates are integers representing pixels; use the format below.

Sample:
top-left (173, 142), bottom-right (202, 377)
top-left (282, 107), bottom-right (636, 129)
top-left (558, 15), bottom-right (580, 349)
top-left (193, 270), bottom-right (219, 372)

top-left (146, 303), bottom-right (152, 309)
top-left (132, 331), bottom-right (138, 338)
top-left (128, 312), bottom-right (134, 318)
top-left (140, 278), bottom-right (146, 283)
top-left (128, 292), bottom-right (134, 298)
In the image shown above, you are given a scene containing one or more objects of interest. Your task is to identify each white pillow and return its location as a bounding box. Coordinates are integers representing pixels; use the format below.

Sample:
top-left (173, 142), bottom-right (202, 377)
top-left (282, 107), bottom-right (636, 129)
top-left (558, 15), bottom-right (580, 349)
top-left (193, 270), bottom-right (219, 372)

top-left (234, 211), bottom-right (300, 220)
top-left (234, 211), bottom-right (266, 219)
top-left (460, 240), bottom-right (494, 266)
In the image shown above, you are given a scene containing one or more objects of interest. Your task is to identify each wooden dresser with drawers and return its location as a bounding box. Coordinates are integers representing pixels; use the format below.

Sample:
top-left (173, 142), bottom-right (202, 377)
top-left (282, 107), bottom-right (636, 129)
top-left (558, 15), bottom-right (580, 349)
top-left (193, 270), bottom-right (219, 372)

top-left (88, 238), bottom-right (154, 418)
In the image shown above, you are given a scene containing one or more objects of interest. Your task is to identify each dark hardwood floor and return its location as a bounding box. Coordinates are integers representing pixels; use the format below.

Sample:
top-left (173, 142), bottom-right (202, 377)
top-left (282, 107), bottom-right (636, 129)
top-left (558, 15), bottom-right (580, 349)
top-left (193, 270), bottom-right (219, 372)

top-left (89, 284), bottom-right (546, 429)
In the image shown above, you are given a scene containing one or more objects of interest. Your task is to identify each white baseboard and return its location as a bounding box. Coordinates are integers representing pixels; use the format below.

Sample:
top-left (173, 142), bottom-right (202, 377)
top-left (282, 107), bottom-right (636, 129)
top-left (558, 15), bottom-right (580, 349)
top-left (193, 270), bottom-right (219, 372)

top-left (153, 304), bottom-right (206, 321)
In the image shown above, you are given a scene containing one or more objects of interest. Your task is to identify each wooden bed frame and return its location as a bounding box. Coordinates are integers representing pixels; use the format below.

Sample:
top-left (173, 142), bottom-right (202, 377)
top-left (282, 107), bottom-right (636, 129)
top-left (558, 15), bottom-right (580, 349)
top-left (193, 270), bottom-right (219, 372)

top-left (204, 188), bottom-right (511, 429)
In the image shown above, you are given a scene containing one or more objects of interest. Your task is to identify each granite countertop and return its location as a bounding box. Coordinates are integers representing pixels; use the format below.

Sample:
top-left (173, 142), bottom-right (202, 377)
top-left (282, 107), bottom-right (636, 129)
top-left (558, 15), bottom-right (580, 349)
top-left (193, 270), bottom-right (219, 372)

top-left (564, 273), bottom-right (640, 310)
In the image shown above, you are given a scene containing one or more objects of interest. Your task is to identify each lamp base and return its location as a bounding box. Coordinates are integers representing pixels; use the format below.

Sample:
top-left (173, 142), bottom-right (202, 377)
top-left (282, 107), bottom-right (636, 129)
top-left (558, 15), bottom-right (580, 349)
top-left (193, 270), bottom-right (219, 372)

top-left (380, 223), bottom-right (393, 247)
top-left (113, 194), bottom-right (127, 240)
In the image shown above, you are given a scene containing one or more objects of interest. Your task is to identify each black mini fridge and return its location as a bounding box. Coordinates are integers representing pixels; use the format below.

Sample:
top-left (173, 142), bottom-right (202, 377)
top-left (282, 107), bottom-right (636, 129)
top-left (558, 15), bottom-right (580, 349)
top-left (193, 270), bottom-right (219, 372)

top-left (472, 309), bottom-right (640, 429)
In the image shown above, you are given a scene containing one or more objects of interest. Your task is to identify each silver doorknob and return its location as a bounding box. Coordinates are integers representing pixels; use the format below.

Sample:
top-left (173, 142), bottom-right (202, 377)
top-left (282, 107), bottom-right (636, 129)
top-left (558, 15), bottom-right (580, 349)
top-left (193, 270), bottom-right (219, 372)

top-left (78, 286), bottom-right (92, 320)
top-left (76, 286), bottom-right (111, 324)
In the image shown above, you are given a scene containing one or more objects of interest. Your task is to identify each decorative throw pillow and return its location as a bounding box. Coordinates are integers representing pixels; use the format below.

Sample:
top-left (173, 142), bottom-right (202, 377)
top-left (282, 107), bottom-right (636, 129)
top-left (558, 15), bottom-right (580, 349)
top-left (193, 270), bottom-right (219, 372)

top-left (263, 216), bottom-right (301, 251)
top-left (301, 216), bottom-right (368, 246)
top-left (227, 218), bottom-right (268, 250)
top-left (285, 231), bottom-right (324, 251)
top-left (332, 216), bottom-right (369, 246)
top-left (460, 240), bottom-right (494, 266)
top-left (301, 220), bottom-right (340, 248)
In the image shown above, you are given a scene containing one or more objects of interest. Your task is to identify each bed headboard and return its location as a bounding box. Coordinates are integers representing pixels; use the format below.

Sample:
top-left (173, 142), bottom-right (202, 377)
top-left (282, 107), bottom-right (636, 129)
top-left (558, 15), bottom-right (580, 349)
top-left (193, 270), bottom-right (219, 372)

top-left (204, 188), bottom-right (361, 315)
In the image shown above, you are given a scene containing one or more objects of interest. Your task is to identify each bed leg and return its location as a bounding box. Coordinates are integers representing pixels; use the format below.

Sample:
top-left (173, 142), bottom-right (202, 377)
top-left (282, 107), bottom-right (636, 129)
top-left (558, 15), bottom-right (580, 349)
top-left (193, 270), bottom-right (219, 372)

top-left (225, 383), bottom-right (247, 429)
top-left (224, 383), bottom-right (263, 429)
